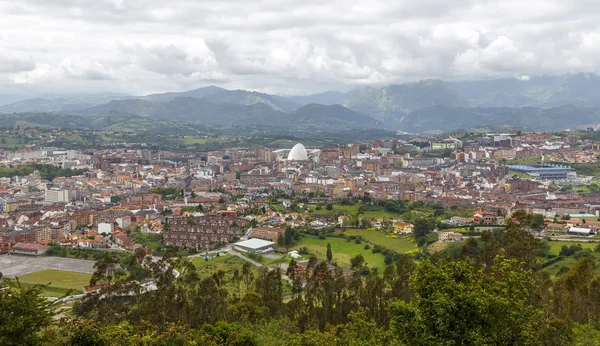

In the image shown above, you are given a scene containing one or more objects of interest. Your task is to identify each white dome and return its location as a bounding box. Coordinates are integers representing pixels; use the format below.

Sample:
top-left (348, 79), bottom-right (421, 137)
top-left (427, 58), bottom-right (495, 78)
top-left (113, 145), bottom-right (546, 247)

top-left (287, 143), bottom-right (308, 160)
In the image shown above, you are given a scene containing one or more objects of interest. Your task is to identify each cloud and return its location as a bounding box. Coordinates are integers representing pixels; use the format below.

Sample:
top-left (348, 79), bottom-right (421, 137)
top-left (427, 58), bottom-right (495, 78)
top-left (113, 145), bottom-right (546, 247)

top-left (0, 47), bottom-right (35, 73)
top-left (121, 43), bottom-right (215, 77)
top-left (0, 0), bottom-right (600, 95)
top-left (60, 57), bottom-right (115, 80)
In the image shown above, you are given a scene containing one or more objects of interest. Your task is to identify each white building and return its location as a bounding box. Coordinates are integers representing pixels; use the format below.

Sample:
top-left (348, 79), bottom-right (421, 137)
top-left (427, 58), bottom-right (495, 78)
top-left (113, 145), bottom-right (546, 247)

top-left (98, 222), bottom-right (114, 234)
top-left (45, 188), bottom-right (70, 203)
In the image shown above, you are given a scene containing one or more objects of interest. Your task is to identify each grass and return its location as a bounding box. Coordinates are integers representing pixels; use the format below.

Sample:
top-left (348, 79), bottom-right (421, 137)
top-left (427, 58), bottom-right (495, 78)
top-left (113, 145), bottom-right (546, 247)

top-left (190, 253), bottom-right (232, 267)
top-left (544, 252), bottom-right (600, 279)
top-left (547, 241), bottom-right (599, 256)
top-left (344, 229), bottom-right (418, 253)
top-left (17, 269), bottom-right (91, 298)
top-left (291, 236), bottom-right (387, 269)
top-left (309, 204), bottom-right (403, 219)
top-left (190, 255), bottom-right (292, 297)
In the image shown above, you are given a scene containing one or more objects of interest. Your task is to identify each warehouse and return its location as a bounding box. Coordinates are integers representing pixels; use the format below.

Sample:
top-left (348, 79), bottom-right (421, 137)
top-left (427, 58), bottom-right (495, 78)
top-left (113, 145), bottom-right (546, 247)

top-left (567, 227), bottom-right (595, 236)
top-left (233, 238), bottom-right (275, 254)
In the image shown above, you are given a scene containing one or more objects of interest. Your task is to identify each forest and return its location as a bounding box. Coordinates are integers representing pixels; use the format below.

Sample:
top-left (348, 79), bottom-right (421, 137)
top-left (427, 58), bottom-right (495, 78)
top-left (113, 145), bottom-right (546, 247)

top-left (2, 221), bottom-right (600, 345)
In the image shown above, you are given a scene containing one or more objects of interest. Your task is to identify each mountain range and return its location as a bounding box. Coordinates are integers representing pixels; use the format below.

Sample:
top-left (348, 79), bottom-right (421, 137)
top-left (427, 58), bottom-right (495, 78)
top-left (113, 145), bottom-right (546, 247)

top-left (2, 73), bottom-right (600, 133)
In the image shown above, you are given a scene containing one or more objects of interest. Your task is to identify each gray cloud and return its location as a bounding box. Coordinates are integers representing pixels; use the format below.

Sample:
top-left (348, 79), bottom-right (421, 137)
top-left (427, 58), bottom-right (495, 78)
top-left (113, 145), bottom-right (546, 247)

top-left (0, 0), bottom-right (599, 96)
top-left (0, 47), bottom-right (35, 73)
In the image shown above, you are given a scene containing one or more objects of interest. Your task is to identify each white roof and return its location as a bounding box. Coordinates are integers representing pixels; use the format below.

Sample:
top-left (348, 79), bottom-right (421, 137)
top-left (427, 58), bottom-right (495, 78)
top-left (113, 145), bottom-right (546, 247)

top-left (569, 227), bottom-right (593, 233)
top-left (235, 238), bottom-right (275, 249)
top-left (287, 143), bottom-right (308, 161)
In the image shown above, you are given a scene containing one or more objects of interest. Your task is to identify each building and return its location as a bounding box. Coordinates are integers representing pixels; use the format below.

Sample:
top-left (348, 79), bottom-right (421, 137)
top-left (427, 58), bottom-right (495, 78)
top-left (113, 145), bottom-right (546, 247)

top-left (567, 227), bottom-right (595, 236)
top-left (273, 143), bottom-right (321, 162)
top-left (507, 165), bottom-right (574, 180)
top-left (252, 226), bottom-right (284, 243)
top-left (98, 223), bottom-right (114, 234)
top-left (11, 242), bottom-right (48, 256)
top-left (45, 188), bottom-right (70, 203)
top-left (233, 238), bottom-right (275, 254)
top-left (438, 230), bottom-right (464, 242)
top-left (164, 215), bottom-right (247, 250)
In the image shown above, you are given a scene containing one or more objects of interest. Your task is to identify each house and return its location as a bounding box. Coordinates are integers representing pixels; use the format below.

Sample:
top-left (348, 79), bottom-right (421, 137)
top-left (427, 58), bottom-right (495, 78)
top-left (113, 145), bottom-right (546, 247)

top-left (438, 230), bottom-right (464, 242)
top-left (483, 213), bottom-right (495, 225)
top-left (11, 242), bottom-right (48, 256)
top-left (545, 223), bottom-right (566, 234)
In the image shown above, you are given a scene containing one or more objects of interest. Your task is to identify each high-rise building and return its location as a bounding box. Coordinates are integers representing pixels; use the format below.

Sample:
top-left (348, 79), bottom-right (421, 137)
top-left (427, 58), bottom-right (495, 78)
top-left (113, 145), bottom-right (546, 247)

top-left (45, 188), bottom-right (70, 203)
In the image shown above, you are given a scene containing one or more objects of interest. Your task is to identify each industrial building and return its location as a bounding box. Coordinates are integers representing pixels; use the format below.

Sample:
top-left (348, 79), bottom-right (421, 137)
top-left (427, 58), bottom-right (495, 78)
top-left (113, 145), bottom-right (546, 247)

top-left (507, 165), bottom-right (574, 180)
top-left (233, 238), bottom-right (275, 254)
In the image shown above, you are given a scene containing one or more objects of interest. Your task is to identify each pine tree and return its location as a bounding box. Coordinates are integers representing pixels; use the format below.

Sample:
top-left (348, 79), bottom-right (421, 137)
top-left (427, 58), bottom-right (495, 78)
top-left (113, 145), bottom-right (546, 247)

top-left (326, 243), bottom-right (333, 262)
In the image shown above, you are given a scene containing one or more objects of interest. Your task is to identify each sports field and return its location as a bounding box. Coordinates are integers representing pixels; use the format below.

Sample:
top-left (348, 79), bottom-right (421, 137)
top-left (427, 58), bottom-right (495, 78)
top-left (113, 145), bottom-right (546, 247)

top-left (17, 269), bottom-right (92, 298)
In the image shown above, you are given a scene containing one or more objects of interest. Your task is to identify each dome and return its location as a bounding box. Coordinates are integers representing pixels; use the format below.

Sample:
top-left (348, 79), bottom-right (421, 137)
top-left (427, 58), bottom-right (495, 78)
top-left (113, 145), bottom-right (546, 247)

top-left (287, 143), bottom-right (308, 161)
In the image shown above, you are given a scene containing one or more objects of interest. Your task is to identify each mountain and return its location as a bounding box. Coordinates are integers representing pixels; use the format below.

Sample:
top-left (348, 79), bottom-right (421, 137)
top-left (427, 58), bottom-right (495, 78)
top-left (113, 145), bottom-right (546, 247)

top-left (0, 95), bottom-right (132, 114)
top-left (202, 90), bottom-right (300, 112)
top-left (342, 80), bottom-right (469, 118)
top-left (398, 105), bottom-right (600, 133)
top-left (286, 91), bottom-right (348, 106)
top-left (140, 86), bottom-right (226, 102)
top-left (450, 74), bottom-right (600, 107)
top-left (76, 99), bottom-right (158, 117)
top-left (277, 104), bottom-right (382, 130)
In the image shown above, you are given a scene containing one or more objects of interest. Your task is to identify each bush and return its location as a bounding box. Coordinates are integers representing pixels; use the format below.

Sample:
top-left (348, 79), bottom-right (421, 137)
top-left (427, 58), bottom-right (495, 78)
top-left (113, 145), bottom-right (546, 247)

top-left (364, 244), bottom-right (371, 250)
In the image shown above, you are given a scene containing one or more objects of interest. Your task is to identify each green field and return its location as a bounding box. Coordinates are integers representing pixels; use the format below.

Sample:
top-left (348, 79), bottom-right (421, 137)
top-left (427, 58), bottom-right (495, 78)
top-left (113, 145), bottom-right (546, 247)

top-left (17, 269), bottom-right (91, 298)
top-left (544, 252), bottom-right (600, 279)
top-left (309, 204), bottom-right (403, 219)
top-left (190, 253), bottom-right (232, 267)
top-left (547, 241), bottom-right (599, 256)
top-left (344, 229), bottom-right (418, 253)
top-left (291, 236), bottom-right (387, 269)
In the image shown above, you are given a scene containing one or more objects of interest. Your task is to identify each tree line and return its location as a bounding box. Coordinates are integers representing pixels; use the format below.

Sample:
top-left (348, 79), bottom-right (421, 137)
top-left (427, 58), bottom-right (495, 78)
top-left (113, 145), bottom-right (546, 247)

top-left (3, 221), bottom-right (600, 345)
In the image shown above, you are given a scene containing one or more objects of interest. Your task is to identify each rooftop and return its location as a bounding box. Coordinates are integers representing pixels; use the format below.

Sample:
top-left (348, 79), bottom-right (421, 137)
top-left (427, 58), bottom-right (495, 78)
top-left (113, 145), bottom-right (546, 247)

top-left (235, 238), bottom-right (275, 249)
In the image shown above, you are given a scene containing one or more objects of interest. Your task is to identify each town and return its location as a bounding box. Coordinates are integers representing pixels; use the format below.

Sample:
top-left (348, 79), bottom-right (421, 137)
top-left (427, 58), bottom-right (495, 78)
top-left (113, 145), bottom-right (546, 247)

top-left (1, 129), bottom-right (599, 263)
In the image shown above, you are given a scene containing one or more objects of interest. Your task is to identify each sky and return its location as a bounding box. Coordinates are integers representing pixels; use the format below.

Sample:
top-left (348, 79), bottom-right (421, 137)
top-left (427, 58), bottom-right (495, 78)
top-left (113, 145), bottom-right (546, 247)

top-left (0, 0), bottom-right (599, 98)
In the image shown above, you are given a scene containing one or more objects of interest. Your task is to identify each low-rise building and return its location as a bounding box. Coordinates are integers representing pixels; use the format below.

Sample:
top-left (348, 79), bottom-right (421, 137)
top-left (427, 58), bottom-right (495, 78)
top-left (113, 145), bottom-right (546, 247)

top-left (11, 242), bottom-right (48, 256)
top-left (251, 226), bottom-right (284, 243)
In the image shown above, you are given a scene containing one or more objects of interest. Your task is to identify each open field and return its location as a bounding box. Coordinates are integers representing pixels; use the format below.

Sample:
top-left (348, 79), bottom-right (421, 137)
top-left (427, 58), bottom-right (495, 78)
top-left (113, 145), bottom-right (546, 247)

top-left (309, 204), bottom-right (404, 219)
top-left (547, 241), bottom-right (598, 256)
top-left (344, 229), bottom-right (417, 253)
top-left (544, 252), bottom-right (600, 279)
top-left (16, 269), bottom-right (91, 298)
top-left (190, 253), bottom-right (232, 267)
top-left (291, 236), bottom-right (386, 269)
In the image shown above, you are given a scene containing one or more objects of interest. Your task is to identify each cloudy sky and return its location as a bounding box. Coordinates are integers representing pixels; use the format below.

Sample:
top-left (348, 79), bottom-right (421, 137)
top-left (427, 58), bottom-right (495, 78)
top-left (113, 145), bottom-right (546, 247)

top-left (0, 0), bottom-right (598, 98)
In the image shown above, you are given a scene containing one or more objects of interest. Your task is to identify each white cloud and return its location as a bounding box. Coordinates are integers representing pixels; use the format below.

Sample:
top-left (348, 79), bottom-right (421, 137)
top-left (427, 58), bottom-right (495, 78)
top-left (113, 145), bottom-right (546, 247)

top-left (0, 0), bottom-right (599, 95)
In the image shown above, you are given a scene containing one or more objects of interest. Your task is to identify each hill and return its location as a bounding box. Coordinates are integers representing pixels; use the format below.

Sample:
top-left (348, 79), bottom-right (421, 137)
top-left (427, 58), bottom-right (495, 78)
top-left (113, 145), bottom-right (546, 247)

top-left (450, 74), bottom-right (600, 108)
top-left (0, 95), bottom-right (131, 114)
top-left (203, 89), bottom-right (300, 112)
top-left (139, 86), bottom-right (226, 102)
top-left (342, 80), bottom-right (469, 117)
top-left (399, 105), bottom-right (600, 133)
top-left (286, 91), bottom-right (348, 106)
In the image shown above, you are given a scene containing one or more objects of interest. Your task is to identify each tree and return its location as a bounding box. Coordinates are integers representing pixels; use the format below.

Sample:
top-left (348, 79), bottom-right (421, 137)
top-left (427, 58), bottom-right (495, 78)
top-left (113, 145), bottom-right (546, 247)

top-left (531, 213), bottom-right (545, 229)
top-left (413, 217), bottom-right (433, 239)
top-left (0, 280), bottom-right (57, 345)
top-left (326, 203), bottom-right (333, 211)
top-left (284, 227), bottom-right (293, 247)
top-left (350, 254), bottom-right (365, 270)
top-left (326, 243), bottom-right (333, 263)
top-left (391, 256), bottom-right (548, 345)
